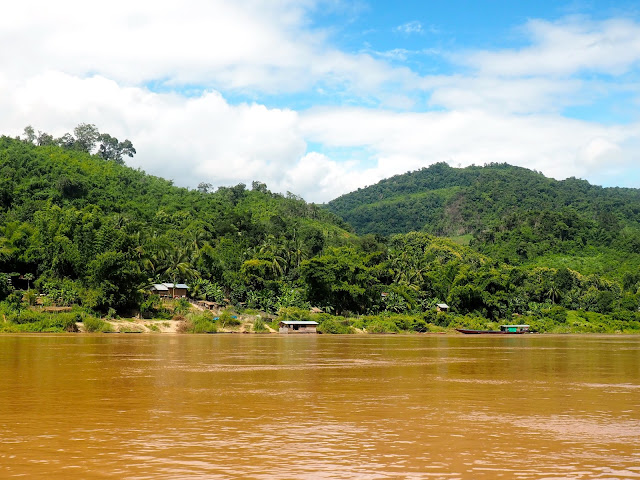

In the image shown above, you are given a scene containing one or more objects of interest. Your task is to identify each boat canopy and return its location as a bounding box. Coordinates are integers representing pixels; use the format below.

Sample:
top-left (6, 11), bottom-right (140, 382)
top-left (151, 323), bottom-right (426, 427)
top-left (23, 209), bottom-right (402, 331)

top-left (500, 324), bottom-right (530, 333)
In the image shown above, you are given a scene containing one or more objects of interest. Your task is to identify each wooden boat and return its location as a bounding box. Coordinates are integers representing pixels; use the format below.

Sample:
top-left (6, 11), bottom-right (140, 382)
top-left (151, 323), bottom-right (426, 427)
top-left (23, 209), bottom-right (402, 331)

top-left (456, 325), bottom-right (531, 334)
top-left (456, 328), bottom-right (505, 334)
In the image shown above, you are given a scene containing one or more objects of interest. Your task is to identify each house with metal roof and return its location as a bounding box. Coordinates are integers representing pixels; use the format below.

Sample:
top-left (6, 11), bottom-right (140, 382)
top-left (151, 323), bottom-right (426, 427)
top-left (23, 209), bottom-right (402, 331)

top-left (278, 320), bottom-right (319, 334)
top-left (150, 283), bottom-right (189, 298)
top-left (436, 303), bottom-right (449, 312)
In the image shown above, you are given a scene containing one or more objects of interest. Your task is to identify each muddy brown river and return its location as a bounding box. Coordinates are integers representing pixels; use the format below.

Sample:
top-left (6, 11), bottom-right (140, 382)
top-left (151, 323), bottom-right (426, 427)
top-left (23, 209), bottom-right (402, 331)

top-left (1, 334), bottom-right (639, 479)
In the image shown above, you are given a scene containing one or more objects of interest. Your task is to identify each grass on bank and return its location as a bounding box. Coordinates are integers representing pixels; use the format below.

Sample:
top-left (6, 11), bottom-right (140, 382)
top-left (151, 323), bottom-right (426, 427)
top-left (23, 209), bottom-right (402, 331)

top-left (2, 298), bottom-right (640, 334)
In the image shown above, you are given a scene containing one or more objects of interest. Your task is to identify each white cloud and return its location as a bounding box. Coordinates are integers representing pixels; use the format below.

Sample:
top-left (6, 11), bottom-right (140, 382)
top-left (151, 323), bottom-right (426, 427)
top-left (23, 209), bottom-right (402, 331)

top-left (0, 0), bottom-right (413, 97)
top-left (463, 17), bottom-right (640, 77)
top-left (577, 137), bottom-right (624, 167)
top-left (425, 75), bottom-right (583, 113)
top-left (395, 21), bottom-right (423, 35)
top-left (300, 107), bottom-right (640, 191)
top-left (280, 152), bottom-right (364, 203)
top-left (1, 4), bottom-right (640, 203)
top-left (1, 71), bottom-right (307, 192)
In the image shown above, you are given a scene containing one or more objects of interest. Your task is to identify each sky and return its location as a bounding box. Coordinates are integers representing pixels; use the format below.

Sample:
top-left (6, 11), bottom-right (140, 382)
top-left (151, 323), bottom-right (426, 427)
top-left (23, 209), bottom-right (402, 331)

top-left (2, 0), bottom-right (640, 202)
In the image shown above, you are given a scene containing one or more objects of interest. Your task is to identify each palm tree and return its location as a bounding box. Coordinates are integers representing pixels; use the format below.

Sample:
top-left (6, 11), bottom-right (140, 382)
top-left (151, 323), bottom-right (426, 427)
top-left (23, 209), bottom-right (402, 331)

top-left (546, 283), bottom-right (560, 305)
top-left (23, 273), bottom-right (34, 291)
top-left (158, 248), bottom-right (199, 297)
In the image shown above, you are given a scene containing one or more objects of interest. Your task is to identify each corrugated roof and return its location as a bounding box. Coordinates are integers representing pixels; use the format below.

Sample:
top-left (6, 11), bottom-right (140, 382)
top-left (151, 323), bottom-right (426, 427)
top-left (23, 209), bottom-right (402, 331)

top-left (280, 321), bottom-right (319, 325)
top-left (151, 284), bottom-right (169, 291)
top-left (161, 283), bottom-right (189, 289)
top-left (437, 303), bottom-right (449, 309)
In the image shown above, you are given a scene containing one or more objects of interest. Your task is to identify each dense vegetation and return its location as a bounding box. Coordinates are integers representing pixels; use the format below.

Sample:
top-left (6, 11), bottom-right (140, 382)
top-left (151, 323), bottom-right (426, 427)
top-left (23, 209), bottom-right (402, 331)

top-left (327, 162), bottom-right (640, 237)
top-left (1, 133), bottom-right (640, 334)
top-left (0, 132), bottom-right (349, 313)
top-left (326, 162), bottom-right (640, 279)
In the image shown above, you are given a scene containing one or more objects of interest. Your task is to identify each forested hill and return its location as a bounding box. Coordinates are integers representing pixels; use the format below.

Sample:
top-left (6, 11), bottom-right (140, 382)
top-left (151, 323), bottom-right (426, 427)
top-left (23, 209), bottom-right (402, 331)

top-left (326, 162), bottom-right (640, 238)
top-left (3, 136), bottom-right (640, 333)
top-left (0, 135), bottom-right (350, 312)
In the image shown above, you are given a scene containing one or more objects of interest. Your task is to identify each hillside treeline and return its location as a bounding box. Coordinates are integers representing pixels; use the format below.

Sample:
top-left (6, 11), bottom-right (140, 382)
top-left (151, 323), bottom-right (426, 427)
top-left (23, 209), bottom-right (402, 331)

top-left (327, 162), bottom-right (640, 238)
top-left (1, 136), bottom-right (639, 333)
top-left (0, 135), bottom-right (348, 314)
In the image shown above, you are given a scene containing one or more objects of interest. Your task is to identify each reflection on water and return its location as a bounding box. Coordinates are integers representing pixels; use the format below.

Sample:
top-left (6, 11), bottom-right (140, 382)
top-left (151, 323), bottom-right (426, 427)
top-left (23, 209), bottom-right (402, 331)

top-left (0, 334), bottom-right (639, 479)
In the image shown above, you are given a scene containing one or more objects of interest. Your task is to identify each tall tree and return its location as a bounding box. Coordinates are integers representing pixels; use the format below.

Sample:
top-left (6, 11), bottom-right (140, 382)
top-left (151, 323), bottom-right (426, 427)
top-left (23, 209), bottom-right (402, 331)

top-left (73, 123), bottom-right (100, 153)
top-left (97, 133), bottom-right (136, 164)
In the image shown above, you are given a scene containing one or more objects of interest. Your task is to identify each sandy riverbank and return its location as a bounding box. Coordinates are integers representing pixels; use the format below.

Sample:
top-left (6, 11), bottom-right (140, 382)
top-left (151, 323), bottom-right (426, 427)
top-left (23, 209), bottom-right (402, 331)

top-left (80, 316), bottom-right (278, 334)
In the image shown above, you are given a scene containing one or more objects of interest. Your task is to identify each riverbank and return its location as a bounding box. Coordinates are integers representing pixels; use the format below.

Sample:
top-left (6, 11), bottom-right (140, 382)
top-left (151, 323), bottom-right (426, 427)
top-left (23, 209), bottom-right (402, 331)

top-left (95, 316), bottom-right (278, 334)
top-left (3, 303), bottom-right (640, 334)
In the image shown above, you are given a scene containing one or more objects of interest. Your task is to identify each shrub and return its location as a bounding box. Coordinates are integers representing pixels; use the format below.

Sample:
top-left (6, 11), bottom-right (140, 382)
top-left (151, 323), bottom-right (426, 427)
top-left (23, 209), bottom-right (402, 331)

top-left (140, 294), bottom-right (162, 318)
top-left (253, 316), bottom-right (267, 332)
top-left (217, 309), bottom-right (241, 328)
top-left (546, 305), bottom-right (568, 323)
top-left (10, 309), bottom-right (42, 324)
top-left (448, 314), bottom-right (490, 331)
top-left (174, 298), bottom-right (191, 315)
top-left (410, 317), bottom-right (429, 332)
top-left (84, 316), bottom-right (113, 333)
top-left (58, 312), bottom-right (81, 332)
top-left (434, 312), bottom-right (451, 327)
top-left (365, 318), bottom-right (399, 334)
top-left (317, 317), bottom-right (353, 334)
top-left (24, 290), bottom-right (37, 306)
top-left (6, 291), bottom-right (24, 312)
top-left (277, 306), bottom-right (312, 322)
top-left (188, 313), bottom-right (218, 333)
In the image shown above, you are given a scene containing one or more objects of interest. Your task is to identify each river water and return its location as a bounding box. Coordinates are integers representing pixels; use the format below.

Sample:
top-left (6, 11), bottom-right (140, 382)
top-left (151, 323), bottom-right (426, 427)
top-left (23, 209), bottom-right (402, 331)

top-left (0, 334), bottom-right (639, 479)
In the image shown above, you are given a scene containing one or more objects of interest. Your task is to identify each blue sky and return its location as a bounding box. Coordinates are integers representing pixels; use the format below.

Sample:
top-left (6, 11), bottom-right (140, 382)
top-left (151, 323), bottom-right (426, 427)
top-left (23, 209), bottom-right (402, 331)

top-left (2, 0), bottom-right (640, 200)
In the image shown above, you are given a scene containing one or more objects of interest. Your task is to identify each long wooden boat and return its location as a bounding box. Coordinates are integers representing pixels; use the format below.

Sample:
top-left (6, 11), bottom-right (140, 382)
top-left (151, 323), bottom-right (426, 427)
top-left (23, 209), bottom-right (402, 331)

top-left (456, 329), bottom-right (506, 334)
top-left (456, 325), bottom-right (531, 335)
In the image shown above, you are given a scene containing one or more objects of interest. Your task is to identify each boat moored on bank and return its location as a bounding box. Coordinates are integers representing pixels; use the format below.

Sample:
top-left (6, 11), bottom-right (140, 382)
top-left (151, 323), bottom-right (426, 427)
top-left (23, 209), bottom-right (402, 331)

top-left (456, 324), bottom-right (531, 334)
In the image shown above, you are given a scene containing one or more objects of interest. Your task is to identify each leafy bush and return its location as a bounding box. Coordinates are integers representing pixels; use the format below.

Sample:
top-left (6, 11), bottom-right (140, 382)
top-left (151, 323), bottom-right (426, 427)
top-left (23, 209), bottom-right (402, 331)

top-left (9, 309), bottom-right (42, 324)
top-left (317, 317), bottom-right (353, 334)
top-left (364, 317), bottom-right (399, 333)
top-left (24, 290), bottom-right (37, 306)
top-left (174, 298), bottom-right (191, 315)
top-left (83, 316), bottom-right (113, 333)
top-left (0, 273), bottom-right (11, 301)
top-left (276, 288), bottom-right (310, 310)
top-left (187, 312), bottom-right (218, 333)
top-left (448, 314), bottom-right (492, 331)
top-left (252, 316), bottom-right (267, 332)
top-left (39, 280), bottom-right (81, 306)
top-left (277, 306), bottom-right (312, 322)
top-left (5, 291), bottom-right (24, 312)
top-left (217, 309), bottom-right (241, 328)
top-left (140, 294), bottom-right (163, 318)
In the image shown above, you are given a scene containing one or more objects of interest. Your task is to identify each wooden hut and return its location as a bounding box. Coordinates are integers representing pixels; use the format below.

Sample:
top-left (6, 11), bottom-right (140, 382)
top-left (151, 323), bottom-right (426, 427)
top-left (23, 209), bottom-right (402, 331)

top-left (150, 283), bottom-right (189, 298)
top-left (278, 321), bottom-right (319, 334)
top-left (198, 300), bottom-right (218, 310)
top-left (436, 303), bottom-right (449, 312)
top-left (150, 284), bottom-right (170, 298)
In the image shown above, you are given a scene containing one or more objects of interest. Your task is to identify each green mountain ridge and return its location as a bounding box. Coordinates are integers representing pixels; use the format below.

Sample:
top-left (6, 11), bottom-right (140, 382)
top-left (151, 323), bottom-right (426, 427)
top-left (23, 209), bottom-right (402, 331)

top-left (326, 162), bottom-right (640, 237)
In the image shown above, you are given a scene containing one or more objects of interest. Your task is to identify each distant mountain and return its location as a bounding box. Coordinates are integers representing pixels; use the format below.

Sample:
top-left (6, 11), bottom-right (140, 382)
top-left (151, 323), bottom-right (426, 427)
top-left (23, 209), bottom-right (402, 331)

top-left (326, 162), bottom-right (640, 239)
